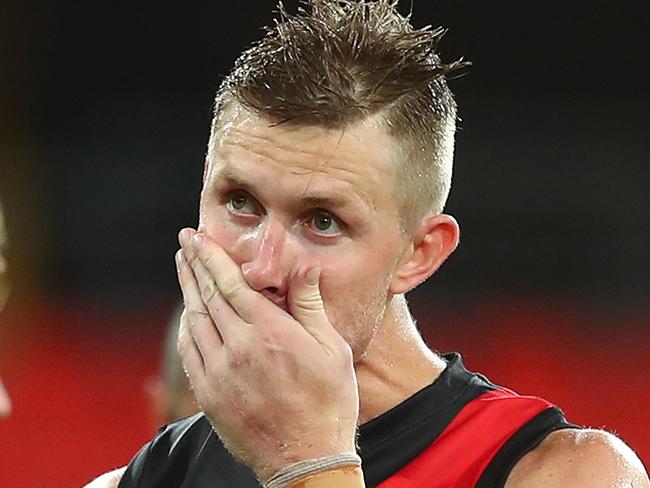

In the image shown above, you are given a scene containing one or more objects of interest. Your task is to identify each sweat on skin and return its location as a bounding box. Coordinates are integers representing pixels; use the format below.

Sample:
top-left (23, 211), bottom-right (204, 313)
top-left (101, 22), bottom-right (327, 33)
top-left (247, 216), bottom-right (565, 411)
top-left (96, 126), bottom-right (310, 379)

top-left (172, 105), bottom-right (460, 481)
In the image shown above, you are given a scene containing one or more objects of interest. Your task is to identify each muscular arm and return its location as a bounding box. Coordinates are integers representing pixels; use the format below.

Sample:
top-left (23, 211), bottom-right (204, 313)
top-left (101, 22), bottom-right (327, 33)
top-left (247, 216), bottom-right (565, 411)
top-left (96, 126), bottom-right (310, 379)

top-left (506, 428), bottom-right (650, 488)
top-left (83, 467), bottom-right (126, 488)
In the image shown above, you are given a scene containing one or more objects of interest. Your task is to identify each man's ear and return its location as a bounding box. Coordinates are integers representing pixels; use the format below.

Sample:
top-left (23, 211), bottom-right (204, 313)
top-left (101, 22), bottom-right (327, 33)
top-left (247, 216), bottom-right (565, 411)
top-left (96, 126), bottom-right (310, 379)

top-left (389, 214), bottom-right (460, 295)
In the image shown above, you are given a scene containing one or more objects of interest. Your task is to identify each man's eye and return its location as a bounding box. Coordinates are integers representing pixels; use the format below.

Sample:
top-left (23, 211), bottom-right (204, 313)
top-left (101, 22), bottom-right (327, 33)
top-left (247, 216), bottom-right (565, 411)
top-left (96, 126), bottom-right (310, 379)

top-left (309, 213), bottom-right (342, 235)
top-left (227, 191), bottom-right (258, 215)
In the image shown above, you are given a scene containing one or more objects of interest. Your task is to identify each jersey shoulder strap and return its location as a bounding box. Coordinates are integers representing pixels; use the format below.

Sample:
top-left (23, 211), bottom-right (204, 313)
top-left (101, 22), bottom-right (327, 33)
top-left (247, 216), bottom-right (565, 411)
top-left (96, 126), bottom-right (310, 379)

top-left (376, 388), bottom-right (567, 488)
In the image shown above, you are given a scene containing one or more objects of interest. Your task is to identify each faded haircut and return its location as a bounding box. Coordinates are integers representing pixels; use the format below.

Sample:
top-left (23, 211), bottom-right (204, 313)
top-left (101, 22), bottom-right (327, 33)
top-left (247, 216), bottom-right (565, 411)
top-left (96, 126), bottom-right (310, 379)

top-left (208, 0), bottom-right (468, 227)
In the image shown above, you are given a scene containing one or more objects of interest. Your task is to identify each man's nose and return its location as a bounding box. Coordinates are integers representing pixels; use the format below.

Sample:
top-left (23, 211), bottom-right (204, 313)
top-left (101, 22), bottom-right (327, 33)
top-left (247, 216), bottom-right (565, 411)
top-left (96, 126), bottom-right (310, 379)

top-left (241, 219), bottom-right (290, 299)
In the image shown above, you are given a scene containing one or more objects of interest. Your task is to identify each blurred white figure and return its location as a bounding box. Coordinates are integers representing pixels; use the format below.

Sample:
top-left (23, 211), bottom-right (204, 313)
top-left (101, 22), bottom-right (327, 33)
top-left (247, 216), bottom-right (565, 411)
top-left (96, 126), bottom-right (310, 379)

top-left (0, 201), bottom-right (12, 418)
top-left (144, 303), bottom-right (198, 429)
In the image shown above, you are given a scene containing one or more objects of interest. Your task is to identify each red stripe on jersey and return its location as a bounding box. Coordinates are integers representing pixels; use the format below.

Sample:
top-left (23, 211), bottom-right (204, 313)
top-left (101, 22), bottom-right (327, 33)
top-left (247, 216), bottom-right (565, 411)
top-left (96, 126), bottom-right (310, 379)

top-left (376, 389), bottom-right (553, 488)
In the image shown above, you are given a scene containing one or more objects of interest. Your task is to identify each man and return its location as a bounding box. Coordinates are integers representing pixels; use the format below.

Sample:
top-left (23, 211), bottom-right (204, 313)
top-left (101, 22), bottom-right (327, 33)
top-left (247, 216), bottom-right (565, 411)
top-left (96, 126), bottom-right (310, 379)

top-left (86, 306), bottom-right (199, 487)
top-left (0, 201), bottom-right (11, 418)
top-left (144, 303), bottom-right (199, 429)
top-left (90, 1), bottom-right (649, 487)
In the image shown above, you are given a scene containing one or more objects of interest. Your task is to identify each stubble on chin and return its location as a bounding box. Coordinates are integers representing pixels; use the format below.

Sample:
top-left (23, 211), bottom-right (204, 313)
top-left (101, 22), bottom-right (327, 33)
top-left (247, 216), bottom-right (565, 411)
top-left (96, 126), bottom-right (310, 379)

top-left (328, 285), bottom-right (390, 363)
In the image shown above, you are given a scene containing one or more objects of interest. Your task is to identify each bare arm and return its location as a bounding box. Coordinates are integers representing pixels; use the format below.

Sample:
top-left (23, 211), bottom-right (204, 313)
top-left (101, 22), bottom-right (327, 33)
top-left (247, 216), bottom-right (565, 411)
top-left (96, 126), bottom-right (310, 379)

top-left (506, 428), bottom-right (650, 488)
top-left (83, 467), bottom-right (126, 488)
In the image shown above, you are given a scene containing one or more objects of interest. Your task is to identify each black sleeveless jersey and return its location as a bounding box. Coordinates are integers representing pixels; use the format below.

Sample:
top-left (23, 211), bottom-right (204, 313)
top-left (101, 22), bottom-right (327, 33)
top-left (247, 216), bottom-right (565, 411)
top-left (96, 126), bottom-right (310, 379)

top-left (119, 353), bottom-right (575, 488)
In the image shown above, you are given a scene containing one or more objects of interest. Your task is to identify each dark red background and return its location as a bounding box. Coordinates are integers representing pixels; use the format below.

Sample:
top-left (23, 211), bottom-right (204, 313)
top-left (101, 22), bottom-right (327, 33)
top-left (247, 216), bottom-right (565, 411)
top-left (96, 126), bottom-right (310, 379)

top-left (1, 299), bottom-right (648, 486)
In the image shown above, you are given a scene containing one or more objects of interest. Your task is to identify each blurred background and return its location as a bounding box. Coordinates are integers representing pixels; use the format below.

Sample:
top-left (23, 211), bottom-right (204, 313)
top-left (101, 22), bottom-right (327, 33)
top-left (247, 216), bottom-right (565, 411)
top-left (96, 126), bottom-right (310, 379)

top-left (1, 0), bottom-right (648, 485)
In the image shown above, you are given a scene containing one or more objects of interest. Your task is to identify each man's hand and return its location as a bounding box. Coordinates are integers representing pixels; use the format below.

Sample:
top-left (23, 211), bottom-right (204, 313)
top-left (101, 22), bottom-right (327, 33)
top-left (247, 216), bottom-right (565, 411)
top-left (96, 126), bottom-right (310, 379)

top-left (175, 228), bottom-right (359, 482)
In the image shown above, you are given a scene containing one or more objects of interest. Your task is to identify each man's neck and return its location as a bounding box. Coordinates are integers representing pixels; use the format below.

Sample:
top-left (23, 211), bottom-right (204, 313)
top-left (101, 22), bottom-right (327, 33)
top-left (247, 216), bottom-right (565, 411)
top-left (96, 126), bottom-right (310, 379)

top-left (354, 295), bottom-right (447, 425)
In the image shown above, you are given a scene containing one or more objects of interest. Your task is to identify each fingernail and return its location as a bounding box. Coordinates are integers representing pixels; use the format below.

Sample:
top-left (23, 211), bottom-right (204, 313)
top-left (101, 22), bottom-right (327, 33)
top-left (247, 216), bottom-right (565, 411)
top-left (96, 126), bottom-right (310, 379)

top-left (178, 228), bottom-right (191, 246)
top-left (305, 266), bottom-right (321, 286)
top-left (175, 249), bottom-right (185, 269)
top-left (192, 233), bottom-right (204, 248)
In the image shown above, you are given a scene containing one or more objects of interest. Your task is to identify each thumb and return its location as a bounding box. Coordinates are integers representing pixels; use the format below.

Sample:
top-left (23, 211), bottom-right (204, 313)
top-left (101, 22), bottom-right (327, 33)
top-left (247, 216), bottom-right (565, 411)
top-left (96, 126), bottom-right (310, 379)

top-left (288, 266), bottom-right (339, 353)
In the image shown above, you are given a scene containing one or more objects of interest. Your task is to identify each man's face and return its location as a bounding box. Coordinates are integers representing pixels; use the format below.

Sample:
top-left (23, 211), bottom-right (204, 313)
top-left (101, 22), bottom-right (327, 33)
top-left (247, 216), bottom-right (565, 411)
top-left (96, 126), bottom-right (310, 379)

top-left (199, 107), bottom-right (411, 359)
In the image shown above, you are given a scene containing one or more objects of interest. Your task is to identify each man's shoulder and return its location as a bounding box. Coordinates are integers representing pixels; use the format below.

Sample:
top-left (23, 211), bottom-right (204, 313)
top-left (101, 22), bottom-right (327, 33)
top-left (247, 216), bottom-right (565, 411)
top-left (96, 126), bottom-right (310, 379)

top-left (505, 428), bottom-right (649, 488)
top-left (126, 412), bottom-right (211, 471)
top-left (156, 412), bottom-right (211, 443)
top-left (82, 415), bottom-right (210, 488)
top-left (117, 412), bottom-right (259, 488)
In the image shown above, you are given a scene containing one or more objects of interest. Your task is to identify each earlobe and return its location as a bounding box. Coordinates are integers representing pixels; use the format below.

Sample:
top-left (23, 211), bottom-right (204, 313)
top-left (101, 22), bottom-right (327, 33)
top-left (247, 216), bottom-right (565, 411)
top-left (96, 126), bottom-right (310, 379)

top-left (389, 214), bottom-right (460, 295)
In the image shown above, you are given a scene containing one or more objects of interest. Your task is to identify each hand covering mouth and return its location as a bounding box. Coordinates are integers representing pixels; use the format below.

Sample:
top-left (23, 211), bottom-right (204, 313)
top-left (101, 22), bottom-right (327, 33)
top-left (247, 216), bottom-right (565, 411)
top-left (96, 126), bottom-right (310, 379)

top-left (260, 290), bottom-right (288, 313)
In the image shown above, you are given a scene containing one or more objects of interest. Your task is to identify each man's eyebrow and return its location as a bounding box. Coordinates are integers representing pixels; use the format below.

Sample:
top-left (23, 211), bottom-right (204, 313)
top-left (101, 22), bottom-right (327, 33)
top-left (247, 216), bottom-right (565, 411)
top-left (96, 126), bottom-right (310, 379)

top-left (216, 169), bottom-right (365, 211)
top-left (214, 170), bottom-right (260, 196)
top-left (297, 194), bottom-right (356, 210)
top-left (218, 170), bottom-right (251, 189)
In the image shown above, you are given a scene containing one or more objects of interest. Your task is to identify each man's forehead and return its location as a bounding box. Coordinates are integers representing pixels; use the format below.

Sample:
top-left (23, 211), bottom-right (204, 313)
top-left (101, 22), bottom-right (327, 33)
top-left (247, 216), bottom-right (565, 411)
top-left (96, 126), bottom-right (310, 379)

top-left (212, 103), bottom-right (399, 169)
top-left (208, 104), bottom-right (403, 212)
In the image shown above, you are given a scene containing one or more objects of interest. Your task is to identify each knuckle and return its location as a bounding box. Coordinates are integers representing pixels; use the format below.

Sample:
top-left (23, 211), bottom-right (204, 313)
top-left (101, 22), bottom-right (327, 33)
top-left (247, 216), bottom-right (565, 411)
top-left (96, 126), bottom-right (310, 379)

top-left (177, 264), bottom-right (190, 281)
top-left (188, 255), bottom-right (201, 269)
top-left (295, 293), bottom-right (322, 312)
top-left (220, 277), bottom-right (244, 301)
top-left (206, 358), bottom-right (222, 380)
top-left (260, 328), bottom-right (285, 349)
top-left (201, 281), bottom-right (220, 304)
top-left (185, 308), bottom-right (208, 328)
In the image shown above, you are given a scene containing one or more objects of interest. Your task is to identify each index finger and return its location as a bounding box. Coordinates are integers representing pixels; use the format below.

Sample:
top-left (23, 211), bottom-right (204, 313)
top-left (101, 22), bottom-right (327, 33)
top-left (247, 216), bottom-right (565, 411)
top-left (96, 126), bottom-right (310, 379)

top-left (190, 233), bottom-right (267, 324)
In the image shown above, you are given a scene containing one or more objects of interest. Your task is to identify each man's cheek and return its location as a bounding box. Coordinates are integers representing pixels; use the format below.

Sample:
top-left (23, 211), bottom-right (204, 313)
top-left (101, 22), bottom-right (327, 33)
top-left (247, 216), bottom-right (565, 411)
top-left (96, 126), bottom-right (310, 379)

top-left (197, 191), bottom-right (215, 229)
top-left (324, 262), bottom-right (372, 290)
top-left (199, 214), bottom-right (241, 256)
top-left (318, 279), bottom-right (350, 323)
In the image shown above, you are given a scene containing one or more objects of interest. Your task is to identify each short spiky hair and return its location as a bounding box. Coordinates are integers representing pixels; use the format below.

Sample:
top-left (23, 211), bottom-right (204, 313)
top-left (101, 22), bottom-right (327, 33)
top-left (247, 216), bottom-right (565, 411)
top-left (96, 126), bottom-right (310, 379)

top-left (210, 0), bottom-right (467, 225)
